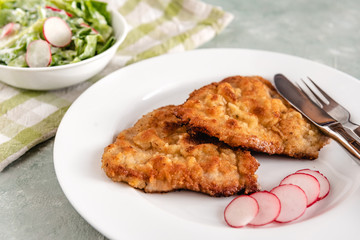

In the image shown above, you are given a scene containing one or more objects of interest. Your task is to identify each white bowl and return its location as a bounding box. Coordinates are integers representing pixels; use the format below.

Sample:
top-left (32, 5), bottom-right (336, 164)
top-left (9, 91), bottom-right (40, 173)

top-left (0, 10), bottom-right (128, 90)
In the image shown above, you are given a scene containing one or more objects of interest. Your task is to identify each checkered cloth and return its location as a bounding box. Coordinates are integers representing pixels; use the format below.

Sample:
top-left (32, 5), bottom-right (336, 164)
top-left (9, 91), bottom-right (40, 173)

top-left (0, 0), bottom-right (233, 171)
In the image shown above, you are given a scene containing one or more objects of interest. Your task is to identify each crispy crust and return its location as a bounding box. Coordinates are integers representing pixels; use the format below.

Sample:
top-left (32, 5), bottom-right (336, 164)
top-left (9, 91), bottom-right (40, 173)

top-left (175, 76), bottom-right (330, 159)
top-left (102, 105), bottom-right (259, 197)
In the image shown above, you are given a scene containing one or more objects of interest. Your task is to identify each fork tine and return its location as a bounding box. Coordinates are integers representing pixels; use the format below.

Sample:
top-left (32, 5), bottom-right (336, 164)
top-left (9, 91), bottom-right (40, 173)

top-left (295, 81), bottom-right (305, 93)
top-left (295, 82), bottom-right (310, 96)
top-left (306, 77), bottom-right (334, 103)
top-left (299, 78), bottom-right (327, 106)
top-left (296, 79), bottom-right (321, 106)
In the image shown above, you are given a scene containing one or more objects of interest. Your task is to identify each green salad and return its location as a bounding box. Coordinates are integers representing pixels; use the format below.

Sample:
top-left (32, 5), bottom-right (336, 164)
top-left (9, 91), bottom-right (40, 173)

top-left (0, 0), bottom-right (116, 67)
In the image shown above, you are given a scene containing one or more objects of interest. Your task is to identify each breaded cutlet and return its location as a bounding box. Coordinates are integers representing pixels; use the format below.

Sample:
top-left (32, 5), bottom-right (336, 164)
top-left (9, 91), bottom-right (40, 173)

top-left (175, 76), bottom-right (329, 159)
top-left (101, 105), bottom-right (259, 197)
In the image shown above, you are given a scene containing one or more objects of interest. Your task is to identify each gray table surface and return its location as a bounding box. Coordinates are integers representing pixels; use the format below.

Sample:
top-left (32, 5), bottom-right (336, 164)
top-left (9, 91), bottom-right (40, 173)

top-left (1, 0), bottom-right (360, 239)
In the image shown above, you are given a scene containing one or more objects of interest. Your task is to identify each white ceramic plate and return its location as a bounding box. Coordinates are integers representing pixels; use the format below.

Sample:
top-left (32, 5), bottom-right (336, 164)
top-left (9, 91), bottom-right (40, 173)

top-left (54, 48), bottom-right (360, 240)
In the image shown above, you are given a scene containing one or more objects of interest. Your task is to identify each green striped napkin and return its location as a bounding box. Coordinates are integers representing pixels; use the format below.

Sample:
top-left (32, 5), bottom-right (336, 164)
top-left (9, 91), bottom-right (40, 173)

top-left (0, 0), bottom-right (233, 171)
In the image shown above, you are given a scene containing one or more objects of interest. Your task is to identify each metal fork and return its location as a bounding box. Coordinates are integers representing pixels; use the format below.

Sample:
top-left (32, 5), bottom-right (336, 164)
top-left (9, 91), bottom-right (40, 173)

top-left (298, 77), bottom-right (360, 139)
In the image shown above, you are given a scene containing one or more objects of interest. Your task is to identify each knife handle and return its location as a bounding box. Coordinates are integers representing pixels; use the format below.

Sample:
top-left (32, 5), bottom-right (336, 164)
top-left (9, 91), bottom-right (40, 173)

top-left (342, 121), bottom-right (360, 140)
top-left (349, 124), bottom-right (360, 141)
top-left (355, 126), bottom-right (360, 139)
top-left (327, 123), bottom-right (360, 163)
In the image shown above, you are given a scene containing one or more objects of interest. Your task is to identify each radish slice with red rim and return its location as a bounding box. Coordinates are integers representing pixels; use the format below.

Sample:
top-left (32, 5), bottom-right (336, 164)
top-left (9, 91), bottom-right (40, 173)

top-left (45, 6), bottom-right (73, 17)
top-left (248, 191), bottom-right (281, 226)
top-left (26, 40), bottom-right (52, 67)
top-left (224, 195), bottom-right (259, 228)
top-left (43, 17), bottom-right (72, 47)
top-left (280, 172), bottom-right (320, 207)
top-left (271, 184), bottom-right (307, 223)
top-left (296, 169), bottom-right (330, 200)
top-left (1, 22), bottom-right (15, 38)
top-left (80, 23), bottom-right (98, 34)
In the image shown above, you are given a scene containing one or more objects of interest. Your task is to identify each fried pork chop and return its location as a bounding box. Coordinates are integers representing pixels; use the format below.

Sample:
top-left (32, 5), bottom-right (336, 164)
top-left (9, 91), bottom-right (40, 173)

top-left (102, 105), bottom-right (259, 197)
top-left (175, 76), bottom-right (329, 159)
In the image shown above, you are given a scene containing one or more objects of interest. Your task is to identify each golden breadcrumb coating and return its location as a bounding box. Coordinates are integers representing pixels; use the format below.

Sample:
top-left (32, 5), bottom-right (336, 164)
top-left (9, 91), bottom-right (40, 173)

top-left (175, 76), bottom-right (329, 159)
top-left (102, 105), bottom-right (259, 197)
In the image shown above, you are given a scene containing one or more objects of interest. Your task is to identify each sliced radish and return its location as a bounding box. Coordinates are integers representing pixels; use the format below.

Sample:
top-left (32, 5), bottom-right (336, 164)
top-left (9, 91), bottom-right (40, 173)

top-left (45, 5), bottom-right (73, 17)
top-left (80, 22), bottom-right (99, 34)
top-left (1, 23), bottom-right (15, 39)
top-left (280, 173), bottom-right (320, 207)
top-left (45, 5), bottom-right (61, 12)
top-left (224, 195), bottom-right (259, 228)
top-left (296, 169), bottom-right (330, 200)
top-left (248, 191), bottom-right (281, 226)
top-left (26, 40), bottom-right (52, 67)
top-left (270, 184), bottom-right (307, 223)
top-left (43, 17), bottom-right (72, 47)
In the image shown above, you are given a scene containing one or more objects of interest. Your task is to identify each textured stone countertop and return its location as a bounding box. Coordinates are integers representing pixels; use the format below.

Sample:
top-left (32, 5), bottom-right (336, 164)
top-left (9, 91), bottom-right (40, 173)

top-left (1, 0), bottom-right (360, 239)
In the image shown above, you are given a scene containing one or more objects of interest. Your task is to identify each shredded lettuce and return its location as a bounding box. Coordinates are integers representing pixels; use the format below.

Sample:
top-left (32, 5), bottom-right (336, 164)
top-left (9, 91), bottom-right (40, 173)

top-left (0, 0), bottom-right (115, 67)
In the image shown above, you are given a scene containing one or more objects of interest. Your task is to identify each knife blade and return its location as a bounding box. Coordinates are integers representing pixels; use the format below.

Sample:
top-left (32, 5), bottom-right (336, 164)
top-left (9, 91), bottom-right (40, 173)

top-left (274, 73), bottom-right (360, 163)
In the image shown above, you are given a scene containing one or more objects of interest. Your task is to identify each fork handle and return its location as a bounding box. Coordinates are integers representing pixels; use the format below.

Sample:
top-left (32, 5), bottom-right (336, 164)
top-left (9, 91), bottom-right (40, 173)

top-left (343, 121), bottom-right (360, 140)
top-left (327, 123), bottom-right (360, 163)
